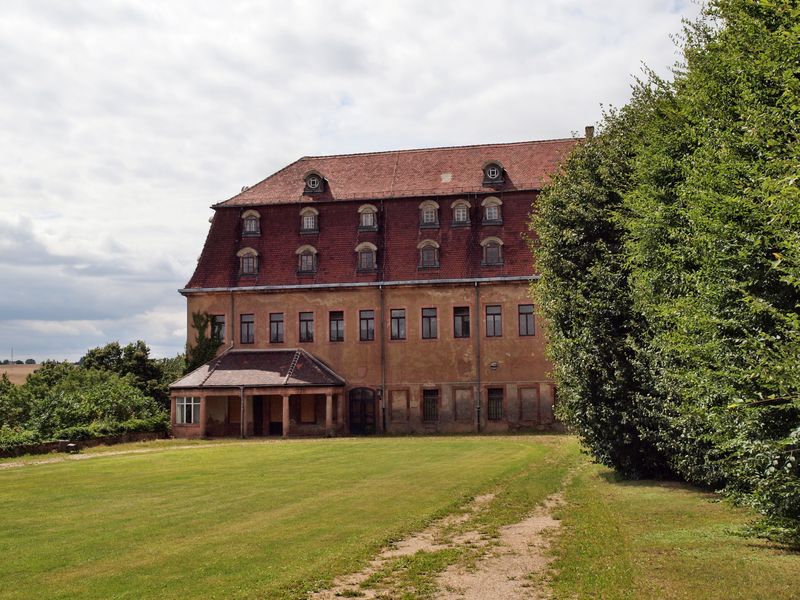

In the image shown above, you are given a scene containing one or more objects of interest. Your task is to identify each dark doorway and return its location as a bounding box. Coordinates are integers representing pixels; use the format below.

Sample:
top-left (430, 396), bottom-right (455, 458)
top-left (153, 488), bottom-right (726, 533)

top-left (349, 388), bottom-right (376, 435)
top-left (253, 396), bottom-right (264, 436)
top-left (268, 396), bottom-right (283, 436)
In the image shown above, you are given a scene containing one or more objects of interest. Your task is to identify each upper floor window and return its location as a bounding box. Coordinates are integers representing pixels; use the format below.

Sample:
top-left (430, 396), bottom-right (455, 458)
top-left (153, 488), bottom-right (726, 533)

top-left (422, 307), bottom-right (438, 339)
top-left (390, 308), bottom-right (406, 340)
top-left (453, 307), bottom-right (470, 338)
top-left (418, 240), bottom-right (440, 269)
top-left (355, 242), bottom-right (377, 271)
top-left (482, 197), bottom-right (503, 224)
top-left (329, 311), bottom-right (344, 342)
top-left (270, 313), bottom-right (284, 343)
top-left (241, 210), bottom-right (261, 236)
top-left (299, 312), bottom-right (314, 342)
top-left (240, 314), bottom-right (255, 344)
top-left (359, 310), bottom-right (375, 341)
top-left (296, 245), bottom-right (318, 273)
top-left (419, 200), bottom-right (440, 228)
top-left (300, 207), bottom-right (319, 232)
top-left (211, 315), bottom-right (226, 343)
top-left (451, 200), bottom-right (470, 225)
top-left (486, 305), bottom-right (502, 337)
top-left (518, 304), bottom-right (535, 336)
top-left (304, 171), bottom-right (324, 193)
top-left (358, 204), bottom-right (378, 230)
top-left (481, 237), bottom-right (504, 266)
top-left (483, 162), bottom-right (504, 185)
top-left (237, 247), bottom-right (259, 276)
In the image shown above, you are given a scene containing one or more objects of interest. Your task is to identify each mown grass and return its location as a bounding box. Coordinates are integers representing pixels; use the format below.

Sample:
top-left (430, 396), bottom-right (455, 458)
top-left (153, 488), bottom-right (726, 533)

top-left (0, 435), bottom-right (573, 600)
top-left (550, 462), bottom-right (800, 600)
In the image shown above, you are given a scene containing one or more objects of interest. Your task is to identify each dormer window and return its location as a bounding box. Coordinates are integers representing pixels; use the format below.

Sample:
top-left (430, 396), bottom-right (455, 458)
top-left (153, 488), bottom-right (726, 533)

top-left (481, 237), bottom-right (504, 266)
top-left (296, 245), bottom-right (318, 273)
top-left (300, 207), bottom-right (319, 233)
top-left (419, 200), bottom-right (440, 228)
top-left (358, 204), bottom-right (378, 231)
top-left (241, 210), bottom-right (261, 236)
top-left (355, 242), bottom-right (377, 271)
top-left (483, 162), bottom-right (505, 185)
top-left (418, 240), bottom-right (440, 268)
top-left (451, 199), bottom-right (470, 226)
top-left (481, 197), bottom-right (503, 224)
top-left (303, 171), bottom-right (325, 194)
top-left (237, 247), bottom-right (259, 275)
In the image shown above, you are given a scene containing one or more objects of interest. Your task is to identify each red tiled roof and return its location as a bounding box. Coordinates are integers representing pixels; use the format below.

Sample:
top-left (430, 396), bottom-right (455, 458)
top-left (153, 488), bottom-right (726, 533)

top-left (217, 138), bottom-right (578, 206)
top-left (170, 349), bottom-right (345, 389)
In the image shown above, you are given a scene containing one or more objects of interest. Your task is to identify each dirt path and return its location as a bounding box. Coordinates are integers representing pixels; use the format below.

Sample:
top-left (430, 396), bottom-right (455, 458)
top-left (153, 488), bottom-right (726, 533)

top-left (311, 480), bottom-right (568, 599)
top-left (435, 491), bottom-right (564, 599)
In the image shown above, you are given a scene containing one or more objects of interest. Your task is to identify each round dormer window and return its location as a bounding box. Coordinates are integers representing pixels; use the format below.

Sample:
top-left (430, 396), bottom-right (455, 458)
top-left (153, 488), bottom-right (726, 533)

top-left (306, 175), bottom-right (321, 190)
top-left (485, 165), bottom-right (501, 180)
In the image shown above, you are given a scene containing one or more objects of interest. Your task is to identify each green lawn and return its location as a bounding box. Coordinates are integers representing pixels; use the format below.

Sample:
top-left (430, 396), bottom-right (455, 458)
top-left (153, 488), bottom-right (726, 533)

top-left (0, 436), bottom-right (575, 600)
top-left (1, 436), bottom-right (797, 600)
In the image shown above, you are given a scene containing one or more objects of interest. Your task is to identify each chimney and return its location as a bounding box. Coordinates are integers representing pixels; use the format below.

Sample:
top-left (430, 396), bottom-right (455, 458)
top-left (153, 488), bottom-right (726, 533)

top-left (584, 125), bottom-right (595, 139)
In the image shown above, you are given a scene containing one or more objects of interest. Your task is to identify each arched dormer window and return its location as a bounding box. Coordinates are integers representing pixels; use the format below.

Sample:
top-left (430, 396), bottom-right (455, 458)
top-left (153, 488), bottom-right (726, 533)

top-left (482, 161), bottom-right (505, 185)
top-left (358, 204), bottom-right (378, 231)
top-left (303, 171), bottom-right (325, 194)
top-left (481, 196), bottom-right (503, 224)
top-left (451, 199), bottom-right (471, 225)
top-left (419, 200), bottom-right (440, 228)
top-left (237, 247), bottom-right (259, 275)
top-left (355, 241), bottom-right (377, 271)
top-left (242, 210), bottom-right (261, 237)
top-left (417, 240), bottom-right (440, 268)
top-left (295, 244), bottom-right (318, 273)
top-left (299, 207), bottom-right (319, 233)
top-left (480, 237), bottom-right (504, 266)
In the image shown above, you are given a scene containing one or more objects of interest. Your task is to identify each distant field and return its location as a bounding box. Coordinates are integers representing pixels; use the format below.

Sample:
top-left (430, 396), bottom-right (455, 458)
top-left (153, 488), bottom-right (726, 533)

top-left (1, 436), bottom-right (797, 600)
top-left (0, 364), bottom-right (39, 385)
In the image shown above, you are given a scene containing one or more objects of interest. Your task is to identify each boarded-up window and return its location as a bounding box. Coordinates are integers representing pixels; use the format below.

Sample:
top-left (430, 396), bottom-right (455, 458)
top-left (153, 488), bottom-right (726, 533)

top-left (520, 387), bottom-right (539, 422)
top-left (539, 384), bottom-right (554, 424)
top-left (300, 396), bottom-right (316, 423)
top-left (391, 390), bottom-right (408, 422)
top-left (228, 398), bottom-right (241, 423)
top-left (454, 388), bottom-right (473, 423)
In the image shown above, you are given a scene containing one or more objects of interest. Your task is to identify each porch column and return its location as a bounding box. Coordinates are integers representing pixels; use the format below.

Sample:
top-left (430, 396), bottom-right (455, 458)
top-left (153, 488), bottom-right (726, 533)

top-left (282, 394), bottom-right (290, 438)
top-left (325, 393), bottom-right (333, 437)
top-left (199, 394), bottom-right (207, 438)
top-left (337, 391), bottom-right (346, 435)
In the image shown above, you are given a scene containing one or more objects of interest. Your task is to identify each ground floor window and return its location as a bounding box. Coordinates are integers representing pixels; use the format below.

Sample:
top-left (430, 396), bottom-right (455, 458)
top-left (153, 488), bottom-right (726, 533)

top-left (487, 388), bottom-right (504, 421)
top-left (176, 397), bottom-right (200, 424)
top-left (422, 388), bottom-right (439, 422)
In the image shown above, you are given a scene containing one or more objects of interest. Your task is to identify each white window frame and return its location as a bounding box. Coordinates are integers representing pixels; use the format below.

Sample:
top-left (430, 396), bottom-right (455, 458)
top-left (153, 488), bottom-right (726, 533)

top-left (176, 397), bottom-right (200, 424)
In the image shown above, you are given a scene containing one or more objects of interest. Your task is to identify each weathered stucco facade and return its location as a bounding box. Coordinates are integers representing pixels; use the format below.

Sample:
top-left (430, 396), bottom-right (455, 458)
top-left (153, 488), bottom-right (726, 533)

top-left (170, 137), bottom-right (579, 437)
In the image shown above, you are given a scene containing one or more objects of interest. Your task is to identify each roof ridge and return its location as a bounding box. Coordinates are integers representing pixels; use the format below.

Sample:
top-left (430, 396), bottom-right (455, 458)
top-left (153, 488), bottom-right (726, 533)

top-left (214, 157), bottom-right (306, 208)
top-left (301, 136), bottom-right (580, 160)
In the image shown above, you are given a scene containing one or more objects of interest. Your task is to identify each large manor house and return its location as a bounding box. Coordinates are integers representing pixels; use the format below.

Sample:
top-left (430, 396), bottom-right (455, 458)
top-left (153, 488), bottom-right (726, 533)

top-left (170, 134), bottom-right (581, 437)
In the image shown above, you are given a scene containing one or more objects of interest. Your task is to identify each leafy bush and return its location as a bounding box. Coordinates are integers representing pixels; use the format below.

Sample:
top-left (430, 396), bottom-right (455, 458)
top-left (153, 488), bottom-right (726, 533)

top-left (0, 427), bottom-right (41, 452)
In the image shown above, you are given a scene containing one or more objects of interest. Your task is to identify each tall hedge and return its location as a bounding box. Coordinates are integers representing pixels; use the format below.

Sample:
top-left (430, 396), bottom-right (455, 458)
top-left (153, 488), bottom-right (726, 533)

top-left (534, 0), bottom-right (800, 542)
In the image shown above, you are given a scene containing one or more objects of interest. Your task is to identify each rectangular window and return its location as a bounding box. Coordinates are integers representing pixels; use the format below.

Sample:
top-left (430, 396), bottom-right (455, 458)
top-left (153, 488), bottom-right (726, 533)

top-left (240, 254), bottom-right (258, 275)
top-left (488, 388), bottom-right (504, 421)
top-left (453, 307), bottom-right (470, 338)
top-left (298, 253), bottom-right (316, 272)
top-left (329, 311), bottom-right (344, 342)
top-left (518, 304), bottom-right (535, 336)
top-left (358, 250), bottom-right (375, 270)
top-left (359, 310), bottom-right (375, 341)
top-left (486, 305), bottom-right (502, 337)
top-left (360, 211), bottom-right (376, 228)
top-left (301, 214), bottom-right (317, 231)
top-left (454, 205), bottom-right (468, 223)
top-left (422, 389), bottom-right (439, 422)
top-left (211, 315), bottom-right (225, 343)
top-left (390, 309), bottom-right (406, 340)
top-left (240, 314), bottom-right (255, 344)
top-left (269, 313), bottom-right (284, 343)
top-left (176, 397), bottom-right (200, 424)
top-left (299, 312), bottom-right (314, 342)
top-left (422, 308), bottom-right (437, 339)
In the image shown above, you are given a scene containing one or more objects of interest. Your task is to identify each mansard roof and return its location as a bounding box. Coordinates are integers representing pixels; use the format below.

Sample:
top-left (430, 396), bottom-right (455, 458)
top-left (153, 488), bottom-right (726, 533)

top-left (217, 138), bottom-right (578, 207)
top-left (170, 349), bottom-right (345, 390)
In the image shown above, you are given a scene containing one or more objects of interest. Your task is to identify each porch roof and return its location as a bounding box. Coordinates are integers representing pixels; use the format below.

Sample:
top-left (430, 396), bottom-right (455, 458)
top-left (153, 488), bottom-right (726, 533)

top-left (169, 349), bottom-right (345, 390)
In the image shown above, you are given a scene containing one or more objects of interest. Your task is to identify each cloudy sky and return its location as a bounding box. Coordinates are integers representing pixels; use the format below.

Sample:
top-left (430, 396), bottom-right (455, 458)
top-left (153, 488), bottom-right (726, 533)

top-left (0, 0), bottom-right (700, 362)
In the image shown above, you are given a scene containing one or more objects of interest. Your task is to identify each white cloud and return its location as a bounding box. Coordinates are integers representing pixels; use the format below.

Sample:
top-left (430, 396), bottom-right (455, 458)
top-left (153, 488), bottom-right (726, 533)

top-left (0, 0), bottom-right (700, 361)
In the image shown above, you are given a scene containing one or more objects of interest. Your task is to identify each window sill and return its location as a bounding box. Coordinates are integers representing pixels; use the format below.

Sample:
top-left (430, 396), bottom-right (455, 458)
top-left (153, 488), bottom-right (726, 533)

top-left (419, 223), bottom-right (440, 229)
top-left (481, 261), bottom-right (504, 267)
top-left (356, 267), bottom-right (378, 273)
top-left (242, 231), bottom-right (261, 237)
top-left (297, 270), bottom-right (317, 277)
top-left (451, 221), bottom-right (471, 228)
top-left (239, 272), bottom-right (258, 278)
top-left (417, 265), bottom-right (440, 271)
top-left (481, 219), bottom-right (503, 226)
top-left (482, 178), bottom-right (505, 187)
top-left (300, 229), bottom-right (319, 235)
top-left (358, 225), bottom-right (378, 233)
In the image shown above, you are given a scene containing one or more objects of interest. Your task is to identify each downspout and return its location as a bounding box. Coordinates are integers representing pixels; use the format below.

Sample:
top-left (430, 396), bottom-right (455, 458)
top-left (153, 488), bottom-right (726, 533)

top-left (240, 386), bottom-right (245, 438)
top-left (230, 290), bottom-right (235, 346)
top-left (380, 283), bottom-right (386, 433)
top-left (474, 281), bottom-right (481, 432)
